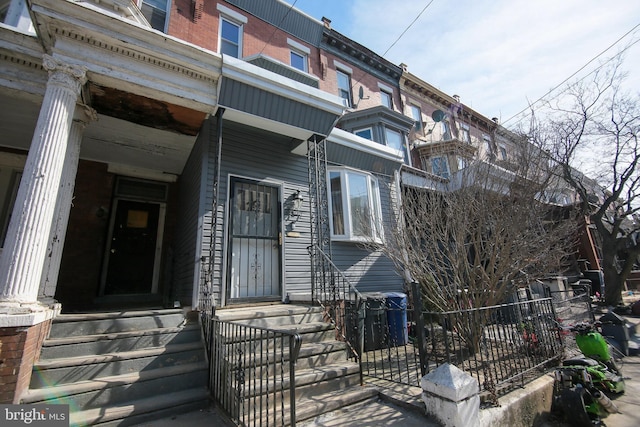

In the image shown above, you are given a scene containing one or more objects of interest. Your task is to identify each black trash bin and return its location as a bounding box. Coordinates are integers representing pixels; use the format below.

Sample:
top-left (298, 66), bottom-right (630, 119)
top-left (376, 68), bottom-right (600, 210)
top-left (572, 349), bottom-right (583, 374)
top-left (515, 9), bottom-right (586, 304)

top-left (363, 294), bottom-right (387, 351)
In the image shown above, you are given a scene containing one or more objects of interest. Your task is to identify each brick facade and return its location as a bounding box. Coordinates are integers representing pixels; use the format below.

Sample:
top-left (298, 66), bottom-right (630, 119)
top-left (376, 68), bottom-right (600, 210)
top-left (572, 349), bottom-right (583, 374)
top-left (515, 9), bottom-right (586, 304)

top-left (0, 319), bottom-right (51, 403)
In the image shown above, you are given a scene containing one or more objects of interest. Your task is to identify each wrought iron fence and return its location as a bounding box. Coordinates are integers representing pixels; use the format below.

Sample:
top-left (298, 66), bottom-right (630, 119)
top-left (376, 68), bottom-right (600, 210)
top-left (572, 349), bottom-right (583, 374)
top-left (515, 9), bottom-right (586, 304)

top-left (548, 284), bottom-right (594, 357)
top-left (203, 316), bottom-right (302, 426)
top-left (420, 297), bottom-right (564, 397)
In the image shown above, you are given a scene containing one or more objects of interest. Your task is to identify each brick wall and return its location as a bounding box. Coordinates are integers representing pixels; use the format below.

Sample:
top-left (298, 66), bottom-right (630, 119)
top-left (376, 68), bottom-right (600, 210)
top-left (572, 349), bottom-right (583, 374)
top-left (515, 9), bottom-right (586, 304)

top-left (0, 320), bottom-right (51, 403)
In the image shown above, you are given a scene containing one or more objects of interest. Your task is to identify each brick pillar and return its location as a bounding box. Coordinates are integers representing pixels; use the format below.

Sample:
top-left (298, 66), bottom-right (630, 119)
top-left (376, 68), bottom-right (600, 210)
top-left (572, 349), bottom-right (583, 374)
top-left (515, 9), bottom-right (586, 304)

top-left (0, 319), bottom-right (52, 403)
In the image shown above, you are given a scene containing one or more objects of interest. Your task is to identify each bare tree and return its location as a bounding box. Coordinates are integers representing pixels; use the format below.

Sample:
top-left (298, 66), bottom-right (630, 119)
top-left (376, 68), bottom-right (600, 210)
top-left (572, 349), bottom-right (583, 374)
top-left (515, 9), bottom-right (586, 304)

top-left (373, 143), bottom-right (578, 351)
top-left (531, 61), bottom-right (640, 306)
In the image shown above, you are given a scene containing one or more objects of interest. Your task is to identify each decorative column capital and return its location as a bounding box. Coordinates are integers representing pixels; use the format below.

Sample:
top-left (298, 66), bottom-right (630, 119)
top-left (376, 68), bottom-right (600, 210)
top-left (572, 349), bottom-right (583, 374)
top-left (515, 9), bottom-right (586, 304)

top-left (42, 54), bottom-right (88, 95)
top-left (74, 103), bottom-right (98, 127)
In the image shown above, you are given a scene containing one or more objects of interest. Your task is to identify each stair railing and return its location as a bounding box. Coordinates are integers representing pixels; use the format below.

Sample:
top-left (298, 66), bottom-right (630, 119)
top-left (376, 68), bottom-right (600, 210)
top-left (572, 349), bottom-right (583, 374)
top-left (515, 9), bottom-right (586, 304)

top-left (308, 244), bottom-right (364, 381)
top-left (205, 317), bottom-right (302, 426)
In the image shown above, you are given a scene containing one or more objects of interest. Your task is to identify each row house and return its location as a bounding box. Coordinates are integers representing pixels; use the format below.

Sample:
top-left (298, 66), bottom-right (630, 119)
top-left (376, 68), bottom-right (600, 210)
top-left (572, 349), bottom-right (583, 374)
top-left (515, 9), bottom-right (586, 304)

top-left (0, 0), bottom-right (410, 417)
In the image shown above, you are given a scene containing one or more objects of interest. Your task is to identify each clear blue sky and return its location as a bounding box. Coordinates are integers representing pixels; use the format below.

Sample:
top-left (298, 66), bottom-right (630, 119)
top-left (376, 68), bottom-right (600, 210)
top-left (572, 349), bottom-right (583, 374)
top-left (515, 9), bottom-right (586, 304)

top-left (285, 0), bottom-right (640, 130)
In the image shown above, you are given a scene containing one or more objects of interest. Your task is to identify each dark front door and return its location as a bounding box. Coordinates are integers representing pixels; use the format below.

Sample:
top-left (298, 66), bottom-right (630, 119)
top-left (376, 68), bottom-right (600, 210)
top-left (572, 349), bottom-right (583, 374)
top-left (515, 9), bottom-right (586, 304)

top-left (103, 199), bottom-right (160, 295)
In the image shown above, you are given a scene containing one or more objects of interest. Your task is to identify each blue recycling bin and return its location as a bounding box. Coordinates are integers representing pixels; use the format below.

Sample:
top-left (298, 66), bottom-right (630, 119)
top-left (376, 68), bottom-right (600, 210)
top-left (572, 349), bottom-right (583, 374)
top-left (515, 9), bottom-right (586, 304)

top-left (385, 292), bottom-right (408, 346)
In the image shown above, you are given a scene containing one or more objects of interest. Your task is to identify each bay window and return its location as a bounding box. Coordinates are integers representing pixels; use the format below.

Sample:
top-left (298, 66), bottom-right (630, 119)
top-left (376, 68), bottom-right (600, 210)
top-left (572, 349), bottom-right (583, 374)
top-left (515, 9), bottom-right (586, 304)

top-left (328, 168), bottom-right (383, 242)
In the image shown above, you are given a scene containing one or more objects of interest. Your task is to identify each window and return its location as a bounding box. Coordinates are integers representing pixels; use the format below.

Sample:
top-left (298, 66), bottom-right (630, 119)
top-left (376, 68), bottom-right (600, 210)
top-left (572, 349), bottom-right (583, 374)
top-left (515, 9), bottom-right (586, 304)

top-left (337, 69), bottom-right (352, 107)
top-left (355, 128), bottom-right (373, 140)
top-left (328, 169), bottom-right (383, 242)
top-left (457, 156), bottom-right (467, 171)
top-left (140, 0), bottom-right (169, 32)
top-left (290, 50), bottom-right (307, 72)
top-left (288, 38), bottom-right (310, 72)
top-left (410, 105), bottom-right (422, 131)
top-left (0, 154), bottom-right (25, 248)
top-left (431, 156), bottom-right (450, 179)
top-left (1, 0), bottom-right (34, 33)
top-left (483, 134), bottom-right (492, 158)
top-left (384, 128), bottom-right (403, 151)
top-left (498, 144), bottom-right (508, 160)
top-left (220, 18), bottom-right (242, 57)
top-left (380, 90), bottom-right (392, 108)
top-left (459, 123), bottom-right (470, 143)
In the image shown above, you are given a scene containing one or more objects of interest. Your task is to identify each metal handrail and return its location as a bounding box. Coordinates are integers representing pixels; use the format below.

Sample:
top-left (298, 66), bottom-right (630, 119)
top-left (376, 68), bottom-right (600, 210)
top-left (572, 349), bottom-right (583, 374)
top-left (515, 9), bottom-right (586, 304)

top-left (205, 316), bottom-right (303, 426)
top-left (309, 244), bottom-right (364, 300)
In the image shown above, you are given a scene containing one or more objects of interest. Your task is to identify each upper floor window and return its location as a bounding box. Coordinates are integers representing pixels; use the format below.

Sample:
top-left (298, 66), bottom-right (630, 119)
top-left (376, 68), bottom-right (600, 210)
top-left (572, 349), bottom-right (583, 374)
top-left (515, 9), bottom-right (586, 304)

top-left (355, 128), bottom-right (373, 140)
top-left (431, 156), bottom-right (450, 179)
top-left (337, 69), bottom-right (353, 107)
top-left (1, 0), bottom-right (35, 33)
top-left (410, 105), bottom-right (422, 131)
top-left (218, 4), bottom-right (247, 58)
top-left (140, 0), bottom-right (169, 32)
top-left (328, 168), bottom-right (383, 242)
top-left (288, 38), bottom-right (310, 72)
top-left (380, 90), bottom-right (392, 108)
top-left (483, 134), bottom-right (492, 158)
top-left (459, 123), bottom-right (470, 143)
top-left (498, 144), bottom-right (508, 160)
top-left (220, 18), bottom-right (241, 57)
top-left (384, 128), bottom-right (403, 151)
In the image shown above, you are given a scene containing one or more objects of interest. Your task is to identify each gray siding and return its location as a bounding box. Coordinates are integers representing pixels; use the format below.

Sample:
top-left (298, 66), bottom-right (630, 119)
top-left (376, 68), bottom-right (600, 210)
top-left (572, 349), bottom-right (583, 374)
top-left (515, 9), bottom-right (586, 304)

top-left (204, 119), bottom-right (313, 306)
top-left (225, 0), bottom-right (324, 46)
top-left (174, 121), bottom-right (211, 304)
top-left (218, 78), bottom-right (338, 136)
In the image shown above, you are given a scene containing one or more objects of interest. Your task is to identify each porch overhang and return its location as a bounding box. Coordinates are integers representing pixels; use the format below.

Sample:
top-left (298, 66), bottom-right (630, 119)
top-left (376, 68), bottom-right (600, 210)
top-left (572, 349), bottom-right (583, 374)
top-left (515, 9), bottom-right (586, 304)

top-left (219, 55), bottom-right (347, 140)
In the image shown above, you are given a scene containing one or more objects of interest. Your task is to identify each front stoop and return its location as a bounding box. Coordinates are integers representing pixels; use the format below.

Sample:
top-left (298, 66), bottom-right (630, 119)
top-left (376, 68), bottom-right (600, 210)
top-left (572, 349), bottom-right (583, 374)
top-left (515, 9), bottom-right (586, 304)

top-left (214, 304), bottom-right (379, 424)
top-left (21, 309), bottom-right (209, 426)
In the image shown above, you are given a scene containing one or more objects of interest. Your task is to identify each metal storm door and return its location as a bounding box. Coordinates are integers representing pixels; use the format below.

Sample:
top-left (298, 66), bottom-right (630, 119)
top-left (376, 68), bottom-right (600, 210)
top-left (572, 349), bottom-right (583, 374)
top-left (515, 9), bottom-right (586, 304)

top-left (228, 178), bottom-right (282, 300)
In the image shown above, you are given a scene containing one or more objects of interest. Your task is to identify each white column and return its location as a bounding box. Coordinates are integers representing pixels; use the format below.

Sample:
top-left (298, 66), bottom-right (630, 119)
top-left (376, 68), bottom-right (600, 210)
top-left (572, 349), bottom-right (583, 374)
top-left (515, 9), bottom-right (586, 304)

top-left (0, 55), bottom-right (87, 305)
top-left (39, 105), bottom-right (97, 302)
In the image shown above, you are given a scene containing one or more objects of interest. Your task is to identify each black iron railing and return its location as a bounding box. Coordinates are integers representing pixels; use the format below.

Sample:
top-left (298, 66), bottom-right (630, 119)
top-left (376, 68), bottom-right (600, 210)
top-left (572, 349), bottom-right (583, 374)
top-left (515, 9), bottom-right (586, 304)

top-left (420, 297), bottom-right (563, 397)
top-left (309, 245), bottom-right (364, 376)
top-left (204, 316), bottom-right (302, 426)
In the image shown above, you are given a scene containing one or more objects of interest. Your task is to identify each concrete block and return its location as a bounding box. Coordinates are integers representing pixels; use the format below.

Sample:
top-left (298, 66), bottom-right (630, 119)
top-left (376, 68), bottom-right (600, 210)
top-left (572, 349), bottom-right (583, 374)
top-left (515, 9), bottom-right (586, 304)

top-left (421, 364), bottom-right (480, 427)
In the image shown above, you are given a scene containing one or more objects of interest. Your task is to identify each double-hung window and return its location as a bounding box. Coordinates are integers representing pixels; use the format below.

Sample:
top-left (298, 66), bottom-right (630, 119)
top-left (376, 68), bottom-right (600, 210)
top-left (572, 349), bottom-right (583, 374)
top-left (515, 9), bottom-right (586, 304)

top-left (384, 128), bottom-right (403, 151)
top-left (140, 0), bottom-right (170, 32)
top-left (459, 122), bottom-right (470, 143)
top-left (328, 168), bottom-right (383, 242)
top-left (410, 105), bottom-right (422, 132)
top-left (355, 128), bottom-right (373, 140)
top-left (288, 38), bottom-right (309, 72)
top-left (218, 4), bottom-right (247, 58)
top-left (336, 69), bottom-right (352, 107)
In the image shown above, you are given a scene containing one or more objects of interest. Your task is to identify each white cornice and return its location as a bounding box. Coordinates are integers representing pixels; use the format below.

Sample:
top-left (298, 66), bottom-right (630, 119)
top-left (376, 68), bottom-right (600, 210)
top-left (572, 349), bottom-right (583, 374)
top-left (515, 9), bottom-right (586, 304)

top-left (327, 128), bottom-right (404, 162)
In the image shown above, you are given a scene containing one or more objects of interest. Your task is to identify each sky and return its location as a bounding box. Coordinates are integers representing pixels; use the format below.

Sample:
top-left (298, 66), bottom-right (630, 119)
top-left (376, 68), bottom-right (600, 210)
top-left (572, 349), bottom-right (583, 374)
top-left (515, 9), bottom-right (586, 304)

top-left (284, 0), bottom-right (640, 131)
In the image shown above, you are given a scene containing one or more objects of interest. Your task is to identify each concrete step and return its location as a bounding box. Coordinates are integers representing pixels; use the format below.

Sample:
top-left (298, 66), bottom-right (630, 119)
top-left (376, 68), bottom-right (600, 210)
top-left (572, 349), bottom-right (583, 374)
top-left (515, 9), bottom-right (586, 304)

top-left (30, 341), bottom-right (205, 388)
top-left (215, 304), bottom-right (325, 327)
top-left (49, 309), bottom-right (187, 338)
top-left (40, 324), bottom-right (201, 359)
top-left (69, 387), bottom-right (210, 427)
top-left (219, 321), bottom-right (336, 348)
top-left (22, 361), bottom-right (207, 409)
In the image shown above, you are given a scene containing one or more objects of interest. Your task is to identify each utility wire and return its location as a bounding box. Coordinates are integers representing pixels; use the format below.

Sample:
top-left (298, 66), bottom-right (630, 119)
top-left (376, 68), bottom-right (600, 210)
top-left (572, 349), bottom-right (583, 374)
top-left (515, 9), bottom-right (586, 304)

top-left (258, 0), bottom-right (300, 56)
top-left (382, 0), bottom-right (437, 57)
top-left (502, 22), bottom-right (640, 127)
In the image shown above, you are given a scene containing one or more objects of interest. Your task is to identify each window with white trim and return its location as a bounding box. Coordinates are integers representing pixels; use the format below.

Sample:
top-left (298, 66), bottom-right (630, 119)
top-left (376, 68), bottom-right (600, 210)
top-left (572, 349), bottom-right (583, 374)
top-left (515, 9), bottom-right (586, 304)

top-left (459, 122), bottom-right (470, 143)
top-left (328, 168), bottom-right (383, 242)
top-left (140, 0), bottom-right (170, 32)
top-left (355, 128), bottom-right (373, 140)
top-left (498, 144), bottom-right (508, 160)
top-left (380, 90), bottom-right (392, 108)
top-left (410, 104), bottom-right (422, 131)
top-left (288, 38), bottom-right (309, 72)
top-left (336, 69), bottom-right (353, 107)
top-left (220, 18), bottom-right (242, 57)
top-left (431, 156), bottom-right (450, 179)
top-left (384, 128), bottom-right (403, 151)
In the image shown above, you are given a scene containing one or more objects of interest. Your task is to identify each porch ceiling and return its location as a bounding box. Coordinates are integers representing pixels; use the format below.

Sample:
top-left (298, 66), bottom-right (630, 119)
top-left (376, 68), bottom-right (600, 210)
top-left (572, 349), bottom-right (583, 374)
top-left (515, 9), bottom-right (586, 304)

top-left (0, 91), bottom-right (200, 176)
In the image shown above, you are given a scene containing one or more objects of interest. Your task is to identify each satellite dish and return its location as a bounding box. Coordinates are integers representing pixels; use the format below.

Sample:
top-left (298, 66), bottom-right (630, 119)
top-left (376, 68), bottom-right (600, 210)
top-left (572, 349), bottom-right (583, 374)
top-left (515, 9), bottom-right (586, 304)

top-left (431, 110), bottom-right (445, 122)
top-left (358, 86), bottom-right (365, 100)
